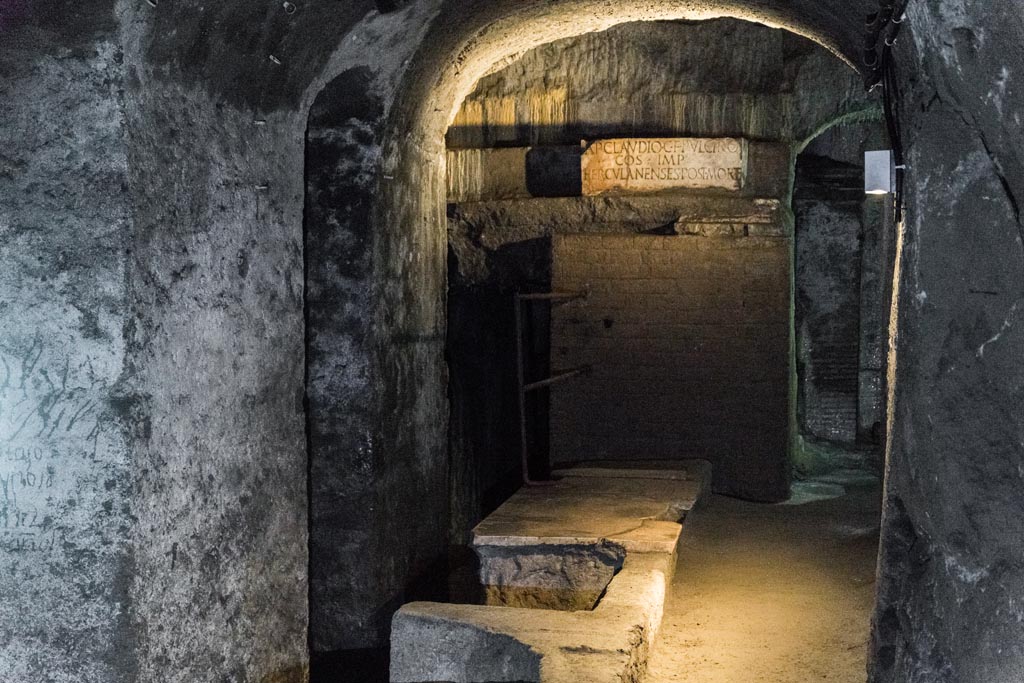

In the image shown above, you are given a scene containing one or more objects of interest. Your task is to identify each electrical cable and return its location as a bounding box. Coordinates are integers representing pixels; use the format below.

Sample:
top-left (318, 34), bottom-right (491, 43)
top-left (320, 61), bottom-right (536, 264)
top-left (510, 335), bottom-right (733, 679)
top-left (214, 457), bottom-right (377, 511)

top-left (881, 43), bottom-right (905, 223)
top-left (864, 0), bottom-right (909, 222)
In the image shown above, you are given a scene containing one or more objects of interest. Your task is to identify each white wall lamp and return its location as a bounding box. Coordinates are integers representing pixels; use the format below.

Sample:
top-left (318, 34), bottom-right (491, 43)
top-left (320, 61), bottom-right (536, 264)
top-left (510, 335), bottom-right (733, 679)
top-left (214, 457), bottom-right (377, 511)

top-left (865, 150), bottom-right (894, 195)
top-left (865, 149), bottom-right (906, 195)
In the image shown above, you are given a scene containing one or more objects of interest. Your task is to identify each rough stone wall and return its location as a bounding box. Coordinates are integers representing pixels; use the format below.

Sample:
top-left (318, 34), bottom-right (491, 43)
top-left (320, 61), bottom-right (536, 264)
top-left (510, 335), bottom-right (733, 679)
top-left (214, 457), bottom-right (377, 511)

top-left (871, 2), bottom-right (1024, 681)
top-left (121, 51), bottom-right (311, 683)
top-left (126, 0), bottom-right (447, 669)
top-left (449, 20), bottom-right (869, 148)
top-left (0, 11), bottom-right (135, 682)
top-left (305, 69), bottom-right (390, 653)
top-left (857, 197), bottom-right (894, 446)
top-left (550, 233), bottom-right (790, 501)
top-left (793, 157), bottom-right (865, 446)
top-left (803, 119), bottom-right (889, 166)
top-left (795, 201), bottom-right (863, 443)
top-left (304, 115), bottom-right (450, 654)
top-left (302, 11), bottom-right (452, 658)
top-left (449, 20), bottom-right (791, 144)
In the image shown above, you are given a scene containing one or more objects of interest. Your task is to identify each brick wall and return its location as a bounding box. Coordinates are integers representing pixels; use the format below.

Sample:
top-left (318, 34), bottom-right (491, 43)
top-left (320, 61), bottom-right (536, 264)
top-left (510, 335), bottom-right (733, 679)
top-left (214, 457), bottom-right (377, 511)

top-left (550, 233), bottom-right (790, 501)
top-left (794, 198), bottom-right (863, 445)
top-left (793, 154), bottom-right (884, 452)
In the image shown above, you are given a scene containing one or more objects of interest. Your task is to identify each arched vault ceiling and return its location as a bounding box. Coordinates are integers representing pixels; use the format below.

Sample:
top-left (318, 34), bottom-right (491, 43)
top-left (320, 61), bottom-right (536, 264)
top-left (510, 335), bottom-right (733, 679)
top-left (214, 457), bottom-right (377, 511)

top-left (383, 0), bottom-right (873, 144)
top-left (130, 0), bottom-right (872, 112)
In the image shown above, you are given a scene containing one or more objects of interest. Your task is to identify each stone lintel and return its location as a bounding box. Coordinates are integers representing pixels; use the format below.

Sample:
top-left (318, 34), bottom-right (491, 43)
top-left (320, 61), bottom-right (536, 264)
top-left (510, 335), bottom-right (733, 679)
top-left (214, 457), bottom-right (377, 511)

top-left (450, 195), bottom-right (785, 234)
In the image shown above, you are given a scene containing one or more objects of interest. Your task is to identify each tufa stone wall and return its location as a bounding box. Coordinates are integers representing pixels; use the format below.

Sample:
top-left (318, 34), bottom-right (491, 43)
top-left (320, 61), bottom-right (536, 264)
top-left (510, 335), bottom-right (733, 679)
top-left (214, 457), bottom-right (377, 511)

top-left (870, 1), bottom-right (1024, 680)
top-left (549, 233), bottom-right (790, 502)
top-left (306, 65), bottom-right (450, 654)
top-left (0, 21), bottom-right (135, 683)
top-left (448, 19), bottom-right (870, 149)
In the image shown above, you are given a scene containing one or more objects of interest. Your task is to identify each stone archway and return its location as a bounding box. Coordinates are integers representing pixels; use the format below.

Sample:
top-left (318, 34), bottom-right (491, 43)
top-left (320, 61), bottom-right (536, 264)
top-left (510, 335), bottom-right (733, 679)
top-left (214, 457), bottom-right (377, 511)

top-left (304, 0), bottom-right (871, 661)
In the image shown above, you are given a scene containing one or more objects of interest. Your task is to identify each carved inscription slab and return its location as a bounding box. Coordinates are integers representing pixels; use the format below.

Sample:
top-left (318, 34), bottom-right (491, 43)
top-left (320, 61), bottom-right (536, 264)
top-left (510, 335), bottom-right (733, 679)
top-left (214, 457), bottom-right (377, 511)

top-left (581, 138), bottom-right (747, 195)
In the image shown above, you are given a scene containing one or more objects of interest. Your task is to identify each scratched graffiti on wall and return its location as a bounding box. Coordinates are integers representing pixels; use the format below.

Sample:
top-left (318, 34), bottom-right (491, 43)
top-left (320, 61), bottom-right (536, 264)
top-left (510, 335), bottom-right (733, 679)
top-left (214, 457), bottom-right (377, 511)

top-left (0, 444), bottom-right (58, 551)
top-left (0, 335), bottom-right (107, 553)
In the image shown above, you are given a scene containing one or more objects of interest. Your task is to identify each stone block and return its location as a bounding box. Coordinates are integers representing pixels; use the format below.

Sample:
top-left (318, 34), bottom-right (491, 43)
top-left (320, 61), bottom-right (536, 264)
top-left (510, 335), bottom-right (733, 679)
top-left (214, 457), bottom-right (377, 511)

top-left (390, 555), bottom-right (670, 683)
top-left (581, 138), bottom-right (747, 195)
top-left (389, 466), bottom-right (709, 682)
top-left (390, 607), bottom-right (542, 682)
top-left (478, 542), bottom-right (624, 611)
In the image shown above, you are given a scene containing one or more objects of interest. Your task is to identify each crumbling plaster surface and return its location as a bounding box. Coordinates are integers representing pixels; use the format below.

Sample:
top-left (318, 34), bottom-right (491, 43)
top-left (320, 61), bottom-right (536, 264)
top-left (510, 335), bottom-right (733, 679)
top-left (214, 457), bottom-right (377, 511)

top-left (870, 1), bottom-right (1024, 682)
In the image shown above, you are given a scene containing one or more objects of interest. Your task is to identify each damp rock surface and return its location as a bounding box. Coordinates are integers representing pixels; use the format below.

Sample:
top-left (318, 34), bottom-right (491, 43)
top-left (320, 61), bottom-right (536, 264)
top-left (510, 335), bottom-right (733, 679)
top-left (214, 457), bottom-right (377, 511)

top-left (870, 1), bottom-right (1024, 680)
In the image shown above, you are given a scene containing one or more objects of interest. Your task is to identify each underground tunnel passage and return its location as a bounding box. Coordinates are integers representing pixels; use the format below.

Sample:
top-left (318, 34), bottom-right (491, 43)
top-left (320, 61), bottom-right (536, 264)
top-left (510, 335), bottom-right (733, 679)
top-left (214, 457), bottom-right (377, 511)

top-left (3, 0), bottom-right (1024, 681)
top-left (306, 15), bottom-right (890, 682)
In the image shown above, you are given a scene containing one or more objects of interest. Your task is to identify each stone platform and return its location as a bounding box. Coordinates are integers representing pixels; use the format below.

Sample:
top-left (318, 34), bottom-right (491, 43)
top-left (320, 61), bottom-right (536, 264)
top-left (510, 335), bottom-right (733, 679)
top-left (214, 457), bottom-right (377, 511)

top-left (390, 461), bottom-right (711, 683)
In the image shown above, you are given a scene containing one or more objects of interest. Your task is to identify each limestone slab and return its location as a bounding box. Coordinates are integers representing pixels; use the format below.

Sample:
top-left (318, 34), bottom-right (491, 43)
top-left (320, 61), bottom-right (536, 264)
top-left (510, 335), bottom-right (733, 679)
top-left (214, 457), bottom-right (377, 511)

top-left (582, 138), bottom-right (747, 195)
top-left (391, 554), bottom-right (670, 683)
top-left (470, 464), bottom-right (708, 613)
top-left (390, 465), bottom-right (709, 681)
top-left (471, 463), bottom-right (709, 553)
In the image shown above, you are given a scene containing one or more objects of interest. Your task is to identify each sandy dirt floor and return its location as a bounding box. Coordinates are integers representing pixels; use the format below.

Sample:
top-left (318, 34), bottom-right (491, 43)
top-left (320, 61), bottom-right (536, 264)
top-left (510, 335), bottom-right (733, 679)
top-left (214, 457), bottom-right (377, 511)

top-left (646, 475), bottom-right (881, 683)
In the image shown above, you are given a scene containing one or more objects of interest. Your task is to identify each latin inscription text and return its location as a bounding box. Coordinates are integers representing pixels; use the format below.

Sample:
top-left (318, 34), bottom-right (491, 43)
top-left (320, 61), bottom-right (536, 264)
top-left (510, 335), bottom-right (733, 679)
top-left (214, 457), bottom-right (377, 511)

top-left (581, 137), bottom-right (747, 194)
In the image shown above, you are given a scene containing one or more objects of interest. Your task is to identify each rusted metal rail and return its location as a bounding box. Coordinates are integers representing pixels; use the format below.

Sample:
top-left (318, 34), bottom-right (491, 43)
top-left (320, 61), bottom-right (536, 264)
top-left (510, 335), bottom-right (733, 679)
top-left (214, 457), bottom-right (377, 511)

top-left (523, 366), bottom-right (590, 393)
top-left (514, 290), bottom-right (590, 486)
